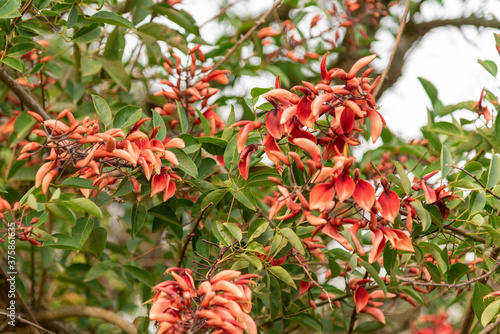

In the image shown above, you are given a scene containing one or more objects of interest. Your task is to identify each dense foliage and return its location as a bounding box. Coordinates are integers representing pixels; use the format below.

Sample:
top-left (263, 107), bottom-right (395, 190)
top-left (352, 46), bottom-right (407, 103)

top-left (1, 0), bottom-right (500, 333)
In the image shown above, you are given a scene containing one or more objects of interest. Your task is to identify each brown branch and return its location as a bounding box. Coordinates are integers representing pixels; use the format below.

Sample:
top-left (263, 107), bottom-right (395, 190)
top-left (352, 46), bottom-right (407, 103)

top-left (445, 225), bottom-right (485, 243)
top-left (373, 0), bottom-right (411, 98)
top-left (0, 265), bottom-right (41, 334)
top-left (211, 0), bottom-right (284, 72)
top-left (479, 317), bottom-right (500, 334)
top-left (396, 261), bottom-right (500, 288)
top-left (0, 67), bottom-right (50, 120)
top-left (446, 164), bottom-right (500, 201)
top-left (293, 253), bottom-right (334, 310)
top-left (177, 203), bottom-right (213, 267)
top-left (0, 310), bottom-right (55, 334)
top-left (35, 306), bottom-right (137, 334)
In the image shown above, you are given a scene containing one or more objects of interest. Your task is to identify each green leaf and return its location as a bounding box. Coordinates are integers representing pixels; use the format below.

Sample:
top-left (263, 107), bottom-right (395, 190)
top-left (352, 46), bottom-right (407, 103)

top-left (91, 11), bottom-right (135, 30)
top-left (92, 95), bottom-right (112, 129)
top-left (439, 101), bottom-right (475, 117)
top-left (418, 77), bottom-right (438, 104)
top-left (198, 158), bottom-right (218, 179)
top-left (46, 202), bottom-right (76, 224)
top-left (235, 188), bottom-right (256, 211)
top-left (10, 112), bottom-right (35, 145)
top-left (251, 87), bottom-right (272, 99)
top-left (7, 43), bottom-right (36, 57)
top-left (411, 201), bottom-right (431, 231)
top-left (99, 57), bottom-right (131, 90)
top-left (147, 203), bottom-right (179, 225)
top-left (422, 242), bottom-right (447, 274)
top-left (483, 225), bottom-right (500, 246)
top-left (290, 314), bottom-right (322, 332)
top-left (269, 274), bottom-right (281, 319)
top-left (279, 227), bottom-right (305, 256)
top-left (122, 265), bottom-right (153, 286)
top-left (487, 154), bottom-right (500, 189)
top-left (423, 261), bottom-right (441, 283)
top-left (2, 57), bottom-right (24, 72)
top-left (441, 144), bottom-right (452, 178)
top-left (131, 203), bottom-right (147, 238)
top-left (113, 105), bottom-right (142, 130)
top-left (478, 59), bottom-right (498, 77)
top-left (84, 227), bottom-right (107, 258)
top-left (481, 298), bottom-right (500, 327)
top-left (446, 263), bottom-right (470, 284)
top-left (72, 217), bottom-right (94, 246)
top-left (73, 23), bottom-right (101, 43)
top-left (392, 160), bottom-right (411, 194)
top-left (200, 188), bottom-right (229, 215)
top-left (223, 222), bottom-right (242, 242)
top-left (0, 0), bottom-right (21, 18)
top-left (61, 177), bottom-right (98, 190)
top-left (212, 221), bottom-right (233, 246)
top-left (362, 262), bottom-right (387, 296)
top-left (175, 101), bottom-right (189, 133)
top-left (69, 198), bottom-right (103, 218)
top-left (168, 148), bottom-right (198, 178)
top-left (248, 218), bottom-right (268, 242)
top-left (428, 122), bottom-right (462, 137)
top-left (240, 254), bottom-right (262, 270)
top-left (151, 5), bottom-right (199, 36)
top-left (43, 233), bottom-right (82, 250)
top-left (84, 261), bottom-right (116, 281)
top-left (470, 190), bottom-right (486, 216)
top-left (152, 109), bottom-right (166, 142)
top-left (67, 4), bottom-right (78, 28)
top-left (269, 266), bottom-right (296, 289)
top-left (473, 282), bottom-right (494, 320)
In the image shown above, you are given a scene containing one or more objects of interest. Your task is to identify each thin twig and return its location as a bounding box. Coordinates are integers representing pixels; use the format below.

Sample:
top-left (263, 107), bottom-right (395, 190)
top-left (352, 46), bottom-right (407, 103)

top-left (177, 203), bottom-right (213, 267)
top-left (293, 253), bottom-right (334, 310)
top-left (0, 265), bottom-right (41, 334)
top-left (210, 0), bottom-right (283, 72)
top-left (446, 164), bottom-right (500, 200)
top-left (372, 0), bottom-right (411, 98)
top-left (35, 306), bottom-right (137, 334)
top-left (0, 310), bottom-right (55, 334)
top-left (397, 261), bottom-right (500, 288)
top-left (0, 67), bottom-right (50, 120)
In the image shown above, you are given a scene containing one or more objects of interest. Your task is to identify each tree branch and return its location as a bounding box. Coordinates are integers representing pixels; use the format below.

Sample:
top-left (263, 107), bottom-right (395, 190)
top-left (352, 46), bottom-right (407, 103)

top-left (373, 0), bottom-right (411, 98)
top-left (0, 310), bottom-right (55, 334)
top-left (396, 261), bottom-right (500, 288)
top-left (211, 0), bottom-right (284, 72)
top-left (177, 203), bottom-right (213, 267)
top-left (0, 67), bottom-right (50, 120)
top-left (446, 164), bottom-right (500, 201)
top-left (35, 306), bottom-right (137, 334)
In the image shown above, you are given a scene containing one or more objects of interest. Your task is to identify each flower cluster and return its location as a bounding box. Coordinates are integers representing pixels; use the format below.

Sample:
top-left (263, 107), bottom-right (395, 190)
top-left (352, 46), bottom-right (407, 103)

top-left (150, 268), bottom-right (258, 334)
top-left (154, 45), bottom-right (228, 135)
top-left (19, 109), bottom-right (184, 201)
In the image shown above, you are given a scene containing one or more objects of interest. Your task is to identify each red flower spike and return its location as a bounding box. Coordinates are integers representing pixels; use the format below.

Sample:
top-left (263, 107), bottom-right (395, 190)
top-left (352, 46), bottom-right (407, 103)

top-left (405, 204), bottom-right (413, 233)
top-left (303, 211), bottom-right (327, 226)
top-left (293, 138), bottom-right (321, 163)
top-left (320, 53), bottom-right (331, 83)
top-left (151, 174), bottom-right (167, 198)
top-left (266, 109), bottom-right (284, 139)
top-left (389, 229), bottom-right (415, 253)
top-left (288, 152), bottom-right (304, 171)
top-left (238, 144), bottom-right (257, 181)
top-left (298, 281), bottom-right (310, 297)
top-left (297, 96), bottom-right (313, 128)
top-left (347, 54), bottom-right (377, 80)
top-left (263, 134), bottom-right (281, 166)
top-left (377, 189), bottom-right (400, 222)
top-left (353, 179), bottom-right (375, 211)
top-left (368, 229), bottom-right (386, 263)
top-left (339, 106), bottom-right (355, 133)
top-left (354, 286), bottom-right (368, 313)
top-left (335, 174), bottom-right (355, 203)
top-left (348, 222), bottom-right (365, 256)
top-left (262, 89), bottom-right (300, 104)
top-left (361, 307), bottom-right (386, 324)
top-left (422, 182), bottom-right (437, 204)
top-left (367, 109), bottom-right (386, 143)
top-left (236, 121), bottom-right (261, 153)
top-left (309, 182), bottom-right (335, 211)
top-left (322, 223), bottom-right (354, 251)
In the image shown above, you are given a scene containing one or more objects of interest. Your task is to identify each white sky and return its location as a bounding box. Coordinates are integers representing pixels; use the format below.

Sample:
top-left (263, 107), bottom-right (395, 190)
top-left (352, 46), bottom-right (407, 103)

top-left (181, 0), bottom-right (500, 140)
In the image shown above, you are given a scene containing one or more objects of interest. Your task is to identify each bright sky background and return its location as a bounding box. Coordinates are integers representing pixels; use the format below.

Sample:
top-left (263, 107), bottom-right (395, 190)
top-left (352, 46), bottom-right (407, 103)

top-left (181, 0), bottom-right (500, 140)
